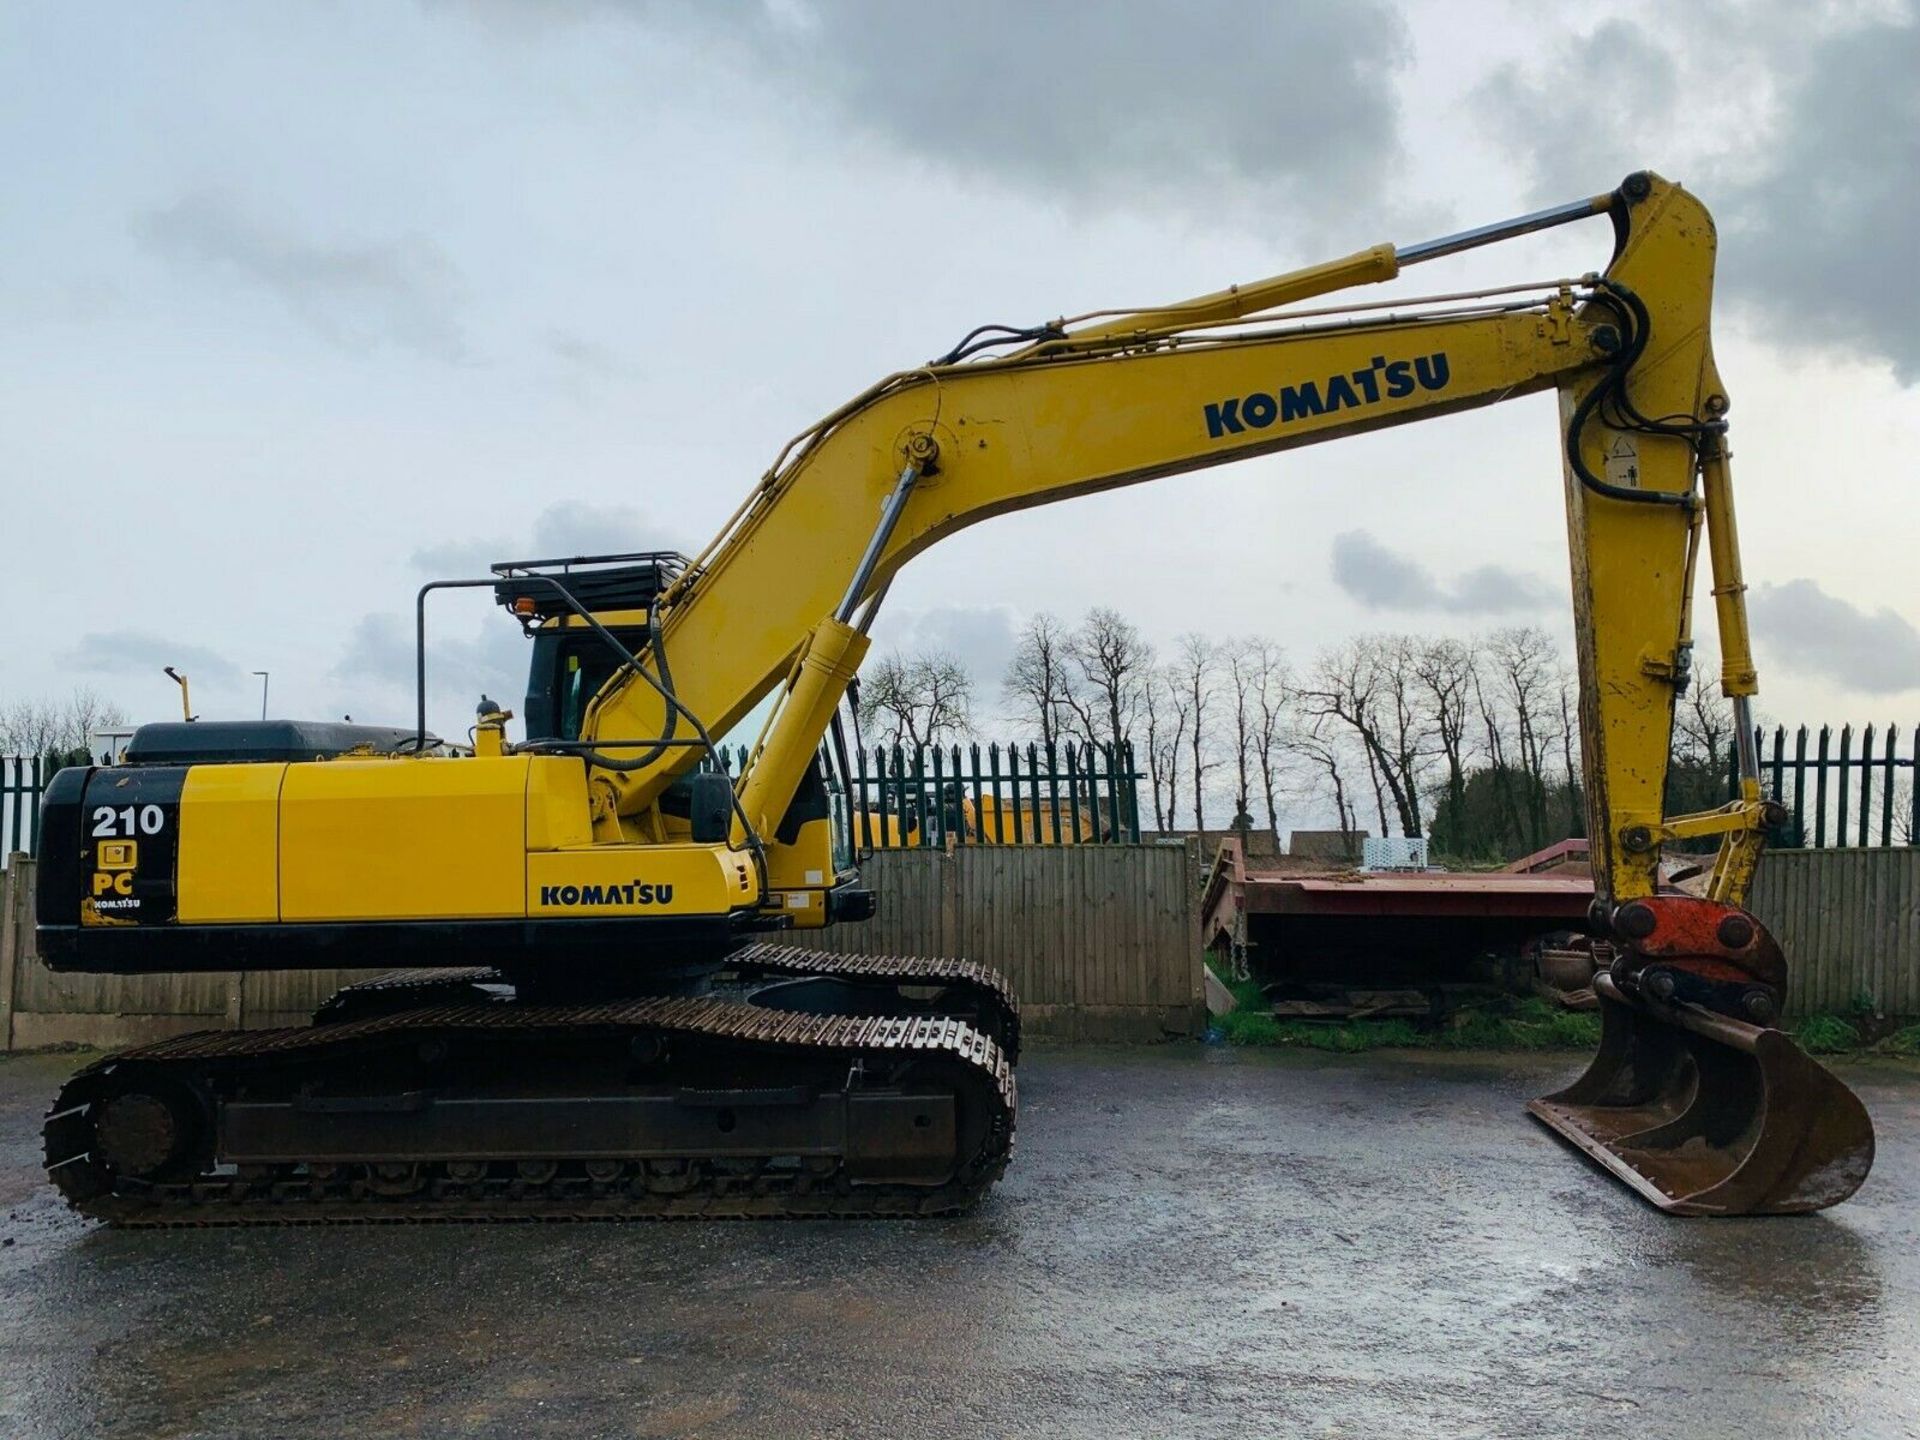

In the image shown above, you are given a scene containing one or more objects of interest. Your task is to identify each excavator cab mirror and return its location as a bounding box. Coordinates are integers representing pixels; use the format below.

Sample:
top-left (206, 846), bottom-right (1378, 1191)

top-left (688, 772), bottom-right (734, 845)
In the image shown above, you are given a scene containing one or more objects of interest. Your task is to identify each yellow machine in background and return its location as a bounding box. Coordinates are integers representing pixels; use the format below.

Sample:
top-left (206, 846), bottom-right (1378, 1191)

top-left (38, 172), bottom-right (1871, 1222)
top-left (854, 790), bottom-right (1096, 848)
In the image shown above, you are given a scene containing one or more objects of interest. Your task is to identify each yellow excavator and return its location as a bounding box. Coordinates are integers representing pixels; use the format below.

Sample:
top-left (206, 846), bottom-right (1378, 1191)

top-left (38, 172), bottom-right (1871, 1221)
top-left (855, 790), bottom-right (1098, 848)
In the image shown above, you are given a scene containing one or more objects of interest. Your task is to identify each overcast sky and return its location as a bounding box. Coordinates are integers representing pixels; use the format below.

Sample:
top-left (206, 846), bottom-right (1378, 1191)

top-left (3, 0), bottom-right (1916, 744)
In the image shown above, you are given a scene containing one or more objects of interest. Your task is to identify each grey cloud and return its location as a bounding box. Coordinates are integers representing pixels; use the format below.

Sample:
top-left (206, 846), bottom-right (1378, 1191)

top-left (1472, 19), bottom-right (1677, 203)
top-left (331, 611), bottom-right (531, 729)
top-left (527, 500), bottom-right (686, 558)
top-left (872, 604), bottom-right (1021, 688)
top-left (1718, 14), bottom-right (1920, 381)
top-left (1750, 579), bottom-right (1920, 696)
top-left (407, 537), bottom-right (510, 578)
top-left (0, 277), bottom-right (123, 327)
top-left (1474, 6), bottom-right (1920, 380)
top-left (410, 500), bottom-right (690, 575)
top-left (373, 499), bottom-right (690, 724)
top-left (70, 631), bottom-right (240, 685)
top-left (459, 0), bottom-right (1412, 216)
top-left (135, 192), bottom-right (470, 362)
top-left (545, 330), bottom-right (628, 380)
top-left (1330, 530), bottom-right (1552, 614)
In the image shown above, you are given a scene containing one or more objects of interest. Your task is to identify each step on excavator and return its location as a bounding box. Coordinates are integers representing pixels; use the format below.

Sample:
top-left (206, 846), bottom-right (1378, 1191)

top-left (37, 172), bottom-right (1872, 1222)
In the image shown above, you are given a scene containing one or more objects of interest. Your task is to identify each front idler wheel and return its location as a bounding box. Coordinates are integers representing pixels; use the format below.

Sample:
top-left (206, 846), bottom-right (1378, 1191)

top-left (92, 1071), bottom-right (209, 1183)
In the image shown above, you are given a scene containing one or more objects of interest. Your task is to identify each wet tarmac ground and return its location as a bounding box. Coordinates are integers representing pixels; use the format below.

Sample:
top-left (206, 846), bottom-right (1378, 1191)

top-left (2, 1044), bottom-right (1916, 1439)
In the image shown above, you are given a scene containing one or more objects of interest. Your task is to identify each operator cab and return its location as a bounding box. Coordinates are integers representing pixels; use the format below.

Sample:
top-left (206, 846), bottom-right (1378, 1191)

top-left (492, 550), bottom-right (854, 870)
top-left (490, 551), bottom-right (689, 743)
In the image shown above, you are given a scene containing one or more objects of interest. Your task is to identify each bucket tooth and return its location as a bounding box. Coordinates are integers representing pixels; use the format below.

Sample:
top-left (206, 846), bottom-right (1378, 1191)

top-left (1529, 978), bottom-right (1874, 1215)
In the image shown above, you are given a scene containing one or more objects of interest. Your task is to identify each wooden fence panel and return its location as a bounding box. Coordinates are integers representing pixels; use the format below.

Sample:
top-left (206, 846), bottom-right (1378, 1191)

top-left (4, 841), bottom-right (1197, 1048)
top-left (8, 845), bottom-right (1919, 1048)
top-left (1747, 848), bottom-right (1920, 1015)
top-left (796, 842), bottom-right (1204, 1040)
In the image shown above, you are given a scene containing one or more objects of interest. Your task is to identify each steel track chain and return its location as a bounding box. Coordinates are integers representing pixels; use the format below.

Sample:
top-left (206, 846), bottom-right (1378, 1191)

top-left (725, 943), bottom-right (1021, 1062)
top-left (44, 993), bottom-right (1014, 1227)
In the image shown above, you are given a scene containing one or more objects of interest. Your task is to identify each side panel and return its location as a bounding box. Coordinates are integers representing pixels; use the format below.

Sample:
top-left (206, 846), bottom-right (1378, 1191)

top-left (761, 815), bottom-right (836, 928)
top-left (33, 767), bottom-right (89, 927)
top-left (526, 845), bottom-right (752, 918)
top-left (77, 767), bottom-right (184, 927)
top-left (280, 758), bottom-right (530, 921)
top-left (178, 764), bottom-right (284, 922)
top-left (525, 756), bottom-right (593, 850)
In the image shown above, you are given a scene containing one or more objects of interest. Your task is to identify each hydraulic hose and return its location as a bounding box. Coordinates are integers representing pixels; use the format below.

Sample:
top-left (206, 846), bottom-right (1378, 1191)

top-left (1564, 278), bottom-right (1706, 509)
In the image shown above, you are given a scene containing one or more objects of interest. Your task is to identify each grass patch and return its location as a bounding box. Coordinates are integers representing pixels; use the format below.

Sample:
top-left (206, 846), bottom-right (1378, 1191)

top-left (1210, 963), bottom-right (1920, 1058)
top-left (1209, 966), bottom-right (1601, 1052)
top-left (1879, 1024), bottom-right (1920, 1058)
top-left (1802, 1012), bottom-right (1866, 1053)
top-left (1794, 1013), bottom-right (1860, 1054)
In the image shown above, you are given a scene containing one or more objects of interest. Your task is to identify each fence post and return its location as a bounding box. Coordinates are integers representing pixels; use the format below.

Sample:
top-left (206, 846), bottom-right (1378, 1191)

top-left (1912, 725), bottom-right (1920, 845)
top-left (1880, 724), bottom-right (1897, 847)
top-left (930, 743), bottom-right (947, 845)
top-left (1860, 724), bottom-right (1876, 846)
top-left (31, 756), bottom-right (44, 854)
top-left (1123, 740), bottom-right (1140, 841)
top-left (1838, 725), bottom-right (1853, 845)
top-left (1045, 742), bottom-right (1062, 839)
top-left (909, 743), bottom-right (928, 847)
top-left (855, 744), bottom-right (873, 851)
top-left (1792, 726), bottom-right (1808, 848)
top-left (939, 845), bottom-right (960, 958)
top-left (1006, 745), bottom-right (1025, 843)
top-left (5, 759), bottom-right (20, 855)
top-left (1815, 726), bottom-right (1830, 847)
top-left (987, 743), bottom-right (1005, 842)
top-left (0, 855), bottom-right (22, 1052)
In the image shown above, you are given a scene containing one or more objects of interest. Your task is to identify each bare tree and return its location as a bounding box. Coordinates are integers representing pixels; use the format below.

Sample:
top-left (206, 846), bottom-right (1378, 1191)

top-left (1174, 634), bottom-right (1221, 831)
top-left (1470, 656), bottom-right (1524, 844)
top-left (860, 650), bottom-right (974, 750)
top-left (1485, 626), bottom-right (1564, 848)
top-left (1414, 638), bottom-right (1475, 832)
top-left (1143, 663), bottom-right (1190, 833)
top-left (1558, 677), bottom-right (1584, 837)
top-left (1242, 638), bottom-right (1291, 844)
top-left (1294, 720), bottom-right (1361, 861)
top-left (1673, 648), bottom-right (1736, 769)
top-left (1225, 639), bottom-right (1286, 835)
top-left (0, 688), bottom-right (128, 760)
top-left (1001, 613), bottom-right (1077, 752)
top-left (1374, 634), bottom-right (1432, 838)
top-left (1300, 637), bottom-right (1428, 838)
top-left (1067, 607), bottom-right (1151, 751)
top-left (0, 699), bottom-right (63, 759)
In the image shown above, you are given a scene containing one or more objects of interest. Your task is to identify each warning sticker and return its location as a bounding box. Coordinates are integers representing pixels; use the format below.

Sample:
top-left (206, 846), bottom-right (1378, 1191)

top-left (1604, 435), bottom-right (1640, 489)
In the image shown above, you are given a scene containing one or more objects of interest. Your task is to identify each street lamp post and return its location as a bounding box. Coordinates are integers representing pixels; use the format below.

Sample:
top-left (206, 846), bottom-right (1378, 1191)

top-left (252, 671), bottom-right (270, 721)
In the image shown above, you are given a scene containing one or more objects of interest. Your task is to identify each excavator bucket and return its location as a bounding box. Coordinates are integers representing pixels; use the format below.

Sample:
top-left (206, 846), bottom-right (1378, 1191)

top-left (1529, 975), bottom-right (1874, 1215)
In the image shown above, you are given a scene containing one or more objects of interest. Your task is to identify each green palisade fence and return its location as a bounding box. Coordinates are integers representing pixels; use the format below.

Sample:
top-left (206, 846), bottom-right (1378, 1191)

top-left (1, 757), bottom-right (46, 865)
top-left (1729, 725), bottom-right (1918, 849)
top-left (5, 741), bottom-right (1143, 861)
top-left (710, 740), bottom-right (1144, 848)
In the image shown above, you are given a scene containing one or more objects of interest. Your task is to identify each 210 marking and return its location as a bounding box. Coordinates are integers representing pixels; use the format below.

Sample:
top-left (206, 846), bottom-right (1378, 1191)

top-left (91, 805), bottom-right (165, 838)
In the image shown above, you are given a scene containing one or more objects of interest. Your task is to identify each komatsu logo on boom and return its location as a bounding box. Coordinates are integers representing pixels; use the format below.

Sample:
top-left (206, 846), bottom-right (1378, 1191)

top-left (539, 881), bottom-right (674, 907)
top-left (1203, 352), bottom-right (1451, 440)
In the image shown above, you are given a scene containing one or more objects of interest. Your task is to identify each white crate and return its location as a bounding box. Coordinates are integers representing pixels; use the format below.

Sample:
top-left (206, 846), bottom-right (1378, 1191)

top-left (1362, 836), bottom-right (1429, 871)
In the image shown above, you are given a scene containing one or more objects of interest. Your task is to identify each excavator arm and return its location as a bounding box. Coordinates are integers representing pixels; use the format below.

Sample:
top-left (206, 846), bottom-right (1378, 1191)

top-left (569, 171), bottom-right (1870, 1214)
